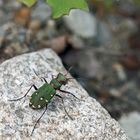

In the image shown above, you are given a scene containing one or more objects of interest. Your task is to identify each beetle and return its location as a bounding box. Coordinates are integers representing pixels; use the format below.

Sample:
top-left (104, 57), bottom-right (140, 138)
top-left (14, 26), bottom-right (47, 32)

top-left (9, 69), bottom-right (79, 135)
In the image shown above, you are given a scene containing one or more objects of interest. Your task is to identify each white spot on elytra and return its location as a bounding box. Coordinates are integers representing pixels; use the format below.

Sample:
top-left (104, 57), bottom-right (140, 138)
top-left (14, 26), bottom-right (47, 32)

top-left (28, 96), bottom-right (31, 100)
top-left (45, 100), bottom-right (48, 103)
top-left (32, 105), bottom-right (36, 108)
top-left (51, 94), bottom-right (53, 97)
top-left (40, 97), bottom-right (43, 100)
top-left (38, 105), bottom-right (41, 108)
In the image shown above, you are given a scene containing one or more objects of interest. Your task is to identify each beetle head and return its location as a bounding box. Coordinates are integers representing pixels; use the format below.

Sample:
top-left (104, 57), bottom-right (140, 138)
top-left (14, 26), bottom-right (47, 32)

top-left (57, 73), bottom-right (68, 85)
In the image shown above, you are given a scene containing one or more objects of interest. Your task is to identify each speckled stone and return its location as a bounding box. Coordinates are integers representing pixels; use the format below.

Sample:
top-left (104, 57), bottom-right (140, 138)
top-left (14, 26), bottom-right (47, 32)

top-left (0, 49), bottom-right (128, 140)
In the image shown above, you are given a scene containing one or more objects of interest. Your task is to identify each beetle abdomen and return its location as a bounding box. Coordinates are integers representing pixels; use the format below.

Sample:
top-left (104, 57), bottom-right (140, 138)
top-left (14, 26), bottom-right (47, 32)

top-left (29, 83), bottom-right (56, 109)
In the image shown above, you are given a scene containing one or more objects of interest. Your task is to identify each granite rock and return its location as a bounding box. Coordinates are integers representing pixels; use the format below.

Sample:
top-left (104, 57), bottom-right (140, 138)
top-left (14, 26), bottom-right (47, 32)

top-left (119, 112), bottom-right (140, 140)
top-left (0, 49), bottom-right (128, 140)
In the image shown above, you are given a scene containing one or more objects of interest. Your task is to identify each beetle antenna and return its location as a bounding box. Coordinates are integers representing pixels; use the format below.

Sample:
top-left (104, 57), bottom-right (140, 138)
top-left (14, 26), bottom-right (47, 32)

top-left (33, 68), bottom-right (38, 77)
top-left (67, 77), bottom-right (88, 82)
top-left (32, 69), bottom-right (44, 82)
top-left (65, 66), bottom-right (73, 76)
top-left (30, 105), bottom-right (48, 136)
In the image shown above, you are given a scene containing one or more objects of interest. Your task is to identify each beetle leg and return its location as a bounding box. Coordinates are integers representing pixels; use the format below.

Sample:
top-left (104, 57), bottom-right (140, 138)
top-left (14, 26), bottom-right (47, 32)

top-left (55, 94), bottom-right (73, 120)
top-left (8, 84), bottom-right (38, 101)
top-left (33, 85), bottom-right (38, 90)
top-left (58, 89), bottom-right (80, 100)
top-left (30, 105), bottom-right (48, 136)
top-left (40, 77), bottom-right (48, 83)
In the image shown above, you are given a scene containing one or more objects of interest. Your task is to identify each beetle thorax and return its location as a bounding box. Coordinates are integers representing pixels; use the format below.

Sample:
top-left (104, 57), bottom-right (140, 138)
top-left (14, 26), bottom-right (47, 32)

top-left (50, 73), bottom-right (67, 89)
top-left (50, 79), bottom-right (61, 89)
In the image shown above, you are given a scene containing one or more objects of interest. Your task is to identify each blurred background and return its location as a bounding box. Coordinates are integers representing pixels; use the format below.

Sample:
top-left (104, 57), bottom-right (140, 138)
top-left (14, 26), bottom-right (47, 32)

top-left (0, 0), bottom-right (140, 139)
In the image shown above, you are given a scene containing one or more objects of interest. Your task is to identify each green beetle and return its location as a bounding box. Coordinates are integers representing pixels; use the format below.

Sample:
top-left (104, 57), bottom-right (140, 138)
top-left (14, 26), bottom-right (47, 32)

top-left (9, 71), bottom-right (79, 135)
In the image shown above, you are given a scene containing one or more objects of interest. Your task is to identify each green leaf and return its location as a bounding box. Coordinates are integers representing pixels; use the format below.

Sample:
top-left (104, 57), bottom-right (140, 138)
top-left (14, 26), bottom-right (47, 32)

top-left (46, 0), bottom-right (89, 18)
top-left (104, 0), bottom-right (113, 10)
top-left (134, 0), bottom-right (140, 6)
top-left (19, 0), bottom-right (37, 7)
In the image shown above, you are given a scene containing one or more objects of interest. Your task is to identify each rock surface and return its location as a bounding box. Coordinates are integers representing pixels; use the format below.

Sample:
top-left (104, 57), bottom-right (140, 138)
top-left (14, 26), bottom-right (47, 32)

top-left (119, 112), bottom-right (140, 140)
top-left (0, 49), bottom-right (127, 140)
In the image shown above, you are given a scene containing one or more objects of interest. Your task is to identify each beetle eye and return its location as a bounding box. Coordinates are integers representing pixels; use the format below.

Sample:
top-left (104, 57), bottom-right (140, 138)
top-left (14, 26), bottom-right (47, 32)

top-left (62, 81), bottom-right (67, 85)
